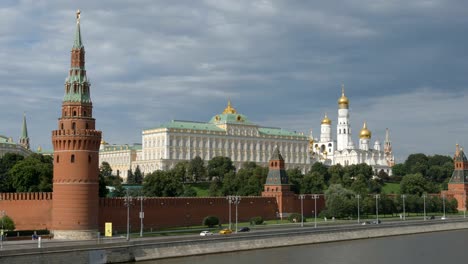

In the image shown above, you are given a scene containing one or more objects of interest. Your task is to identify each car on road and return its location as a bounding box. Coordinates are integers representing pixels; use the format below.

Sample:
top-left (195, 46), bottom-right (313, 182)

top-left (361, 221), bottom-right (371, 225)
top-left (441, 216), bottom-right (447, 220)
top-left (372, 220), bottom-right (381, 224)
top-left (200, 231), bottom-right (213, 236)
top-left (219, 229), bottom-right (233, 235)
top-left (238, 227), bottom-right (250, 232)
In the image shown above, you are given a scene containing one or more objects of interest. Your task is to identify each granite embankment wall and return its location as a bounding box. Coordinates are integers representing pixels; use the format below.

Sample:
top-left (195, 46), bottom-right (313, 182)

top-left (1, 221), bottom-right (467, 264)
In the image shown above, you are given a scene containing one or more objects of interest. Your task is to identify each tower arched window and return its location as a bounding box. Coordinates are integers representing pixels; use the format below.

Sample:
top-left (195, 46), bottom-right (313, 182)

top-left (71, 154), bottom-right (75, 163)
top-left (72, 122), bottom-right (76, 130)
top-left (343, 129), bottom-right (346, 134)
top-left (84, 111), bottom-right (87, 117)
top-left (56, 155), bottom-right (59, 163)
top-left (88, 155), bottom-right (91, 163)
top-left (73, 111), bottom-right (77, 116)
top-left (339, 129), bottom-right (341, 134)
top-left (61, 123), bottom-right (64, 130)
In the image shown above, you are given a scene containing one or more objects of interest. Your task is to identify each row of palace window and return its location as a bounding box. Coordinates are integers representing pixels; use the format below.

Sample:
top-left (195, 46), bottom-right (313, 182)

top-left (56, 154), bottom-right (92, 164)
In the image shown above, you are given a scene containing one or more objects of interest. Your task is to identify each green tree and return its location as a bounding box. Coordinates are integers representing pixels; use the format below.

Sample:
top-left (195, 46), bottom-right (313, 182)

top-left (173, 161), bottom-right (189, 182)
top-left (126, 169), bottom-right (134, 184)
top-left (400, 173), bottom-right (429, 196)
top-left (287, 168), bottom-right (304, 194)
top-left (301, 172), bottom-right (325, 194)
top-left (182, 185), bottom-right (197, 197)
top-left (310, 162), bottom-right (330, 182)
top-left (208, 179), bottom-right (221, 196)
top-left (142, 170), bottom-right (183, 197)
top-left (188, 156), bottom-right (207, 182)
top-left (0, 215), bottom-right (15, 230)
top-left (9, 154), bottom-right (52, 192)
top-left (207, 156), bottom-right (235, 181)
top-left (99, 162), bottom-right (113, 177)
top-left (350, 175), bottom-right (368, 195)
top-left (323, 184), bottom-right (356, 218)
top-left (391, 163), bottom-right (406, 177)
top-left (405, 153), bottom-right (429, 175)
top-left (0, 153), bottom-right (24, 192)
top-left (133, 166), bottom-right (143, 184)
top-left (220, 171), bottom-right (237, 195)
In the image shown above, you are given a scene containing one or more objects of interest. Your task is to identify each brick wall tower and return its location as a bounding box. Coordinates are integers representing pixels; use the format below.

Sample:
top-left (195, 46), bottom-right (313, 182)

top-left (52, 10), bottom-right (102, 239)
top-left (262, 147), bottom-right (295, 218)
top-left (446, 144), bottom-right (468, 211)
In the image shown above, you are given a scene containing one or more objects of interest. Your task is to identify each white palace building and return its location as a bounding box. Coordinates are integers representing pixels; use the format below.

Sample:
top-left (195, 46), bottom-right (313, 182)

top-left (310, 86), bottom-right (395, 175)
top-left (100, 101), bottom-right (311, 179)
top-left (99, 87), bottom-right (395, 181)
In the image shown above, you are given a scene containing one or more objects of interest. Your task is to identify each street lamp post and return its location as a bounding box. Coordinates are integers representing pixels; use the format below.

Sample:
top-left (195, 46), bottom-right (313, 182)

top-left (442, 194), bottom-right (446, 219)
top-left (0, 210), bottom-right (5, 250)
top-left (356, 194), bottom-right (361, 224)
top-left (299, 194), bottom-right (305, 227)
top-left (138, 195), bottom-right (145, 237)
top-left (374, 194), bottom-right (380, 223)
top-left (401, 194), bottom-right (406, 221)
top-left (422, 193), bottom-right (427, 221)
top-left (227, 196), bottom-right (241, 232)
top-left (312, 195), bottom-right (319, 228)
top-left (124, 189), bottom-right (133, 241)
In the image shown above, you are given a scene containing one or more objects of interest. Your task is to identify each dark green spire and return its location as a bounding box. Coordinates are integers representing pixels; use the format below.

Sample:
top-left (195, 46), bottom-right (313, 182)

top-left (21, 113), bottom-right (28, 139)
top-left (73, 10), bottom-right (83, 49)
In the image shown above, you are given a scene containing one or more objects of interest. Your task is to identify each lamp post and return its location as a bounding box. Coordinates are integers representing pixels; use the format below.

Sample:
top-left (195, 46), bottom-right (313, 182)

top-left (356, 194), bottom-right (361, 224)
top-left (227, 196), bottom-right (241, 232)
top-left (299, 194), bottom-right (305, 227)
top-left (0, 210), bottom-right (5, 250)
top-left (422, 193), bottom-right (427, 221)
top-left (124, 189), bottom-right (133, 241)
top-left (312, 195), bottom-right (319, 228)
top-left (401, 194), bottom-right (406, 221)
top-left (464, 192), bottom-right (467, 219)
top-left (442, 194), bottom-right (446, 219)
top-left (374, 194), bottom-right (380, 223)
top-left (138, 195), bottom-right (145, 237)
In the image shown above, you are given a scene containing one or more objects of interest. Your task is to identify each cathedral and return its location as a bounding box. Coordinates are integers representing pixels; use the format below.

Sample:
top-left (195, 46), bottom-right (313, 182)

top-left (310, 86), bottom-right (395, 176)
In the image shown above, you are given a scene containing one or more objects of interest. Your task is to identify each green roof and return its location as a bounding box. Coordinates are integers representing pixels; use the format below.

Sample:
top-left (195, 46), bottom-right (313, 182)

top-left (209, 113), bottom-right (255, 125)
top-left (73, 20), bottom-right (83, 49)
top-left (102, 144), bottom-right (142, 152)
top-left (259, 127), bottom-right (306, 138)
top-left (157, 120), bottom-right (225, 132)
top-left (0, 135), bottom-right (15, 145)
top-left (21, 113), bottom-right (28, 139)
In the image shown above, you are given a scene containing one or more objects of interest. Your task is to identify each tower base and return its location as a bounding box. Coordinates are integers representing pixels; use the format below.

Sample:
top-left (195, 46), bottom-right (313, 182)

top-left (52, 229), bottom-right (99, 240)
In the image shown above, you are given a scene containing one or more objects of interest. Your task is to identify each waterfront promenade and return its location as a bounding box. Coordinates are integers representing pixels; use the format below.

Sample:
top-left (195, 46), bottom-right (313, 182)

top-left (1, 217), bottom-right (468, 263)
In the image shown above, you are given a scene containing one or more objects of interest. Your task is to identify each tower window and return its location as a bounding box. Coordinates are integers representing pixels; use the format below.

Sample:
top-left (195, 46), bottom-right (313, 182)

top-left (73, 111), bottom-right (77, 116)
top-left (72, 122), bottom-right (76, 130)
top-left (339, 129), bottom-right (341, 134)
top-left (88, 155), bottom-right (91, 163)
top-left (86, 123), bottom-right (89, 129)
top-left (84, 111), bottom-right (87, 116)
top-left (343, 129), bottom-right (346, 134)
top-left (61, 123), bottom-right (64, 130)
top-left (71, 154), bottom-right (75, 163)
top-left (56, 155), bottom-right (59, 163)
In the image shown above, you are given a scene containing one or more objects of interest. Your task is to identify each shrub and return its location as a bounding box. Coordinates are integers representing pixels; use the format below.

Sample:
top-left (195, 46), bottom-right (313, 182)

top-left (288, 213), bottom-right (305, 223)
top-left (250, 216), bottom-right (264, 225)
top-left (202, 216), bottom-right (219, 228)
top-left (0, 215), bottom-right (15, 231)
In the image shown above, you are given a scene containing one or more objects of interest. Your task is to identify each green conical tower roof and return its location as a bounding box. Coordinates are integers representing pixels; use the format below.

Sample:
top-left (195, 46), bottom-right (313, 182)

top-left (63, 10), bottom-right (91, 104)
top-left (20, 113), bottom-right (28, 139)
top-left (73, 11), bottom-right (83, 49)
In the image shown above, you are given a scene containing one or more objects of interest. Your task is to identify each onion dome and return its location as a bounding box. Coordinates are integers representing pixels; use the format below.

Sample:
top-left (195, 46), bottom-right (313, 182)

top-left (338, 85), bottom-right (349, 109)
top-left (359, 122), bottom-right (372, 139)
top-left (321, 113), bottom-right (331, 125)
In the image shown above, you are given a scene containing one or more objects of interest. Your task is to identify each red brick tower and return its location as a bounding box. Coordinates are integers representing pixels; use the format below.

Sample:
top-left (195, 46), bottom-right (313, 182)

top-left (52, 10), bottom-right (102, 239)
top-left (446, 144), bottom-right (468, 211)
top-left (262, 147), bottom-right (295, 218)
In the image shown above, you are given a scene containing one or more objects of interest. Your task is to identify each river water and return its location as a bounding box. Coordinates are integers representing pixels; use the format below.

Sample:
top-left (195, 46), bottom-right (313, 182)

top-left (141, 229), bottom-right (468, 264)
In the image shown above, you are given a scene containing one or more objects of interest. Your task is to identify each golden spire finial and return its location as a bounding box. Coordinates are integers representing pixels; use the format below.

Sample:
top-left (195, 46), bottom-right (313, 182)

top-left (222, 99), bottom-right (237, 114)
top-left (338, 84), bottom-right (349, 108)
top-left (76, 10), bottom-right (81, 24)
top-left (341, 84), bottom-right (345, 96)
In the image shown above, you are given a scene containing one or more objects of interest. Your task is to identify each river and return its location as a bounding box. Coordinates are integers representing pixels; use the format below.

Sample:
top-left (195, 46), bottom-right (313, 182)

top-left (140, 229), bottom-right (468, 264)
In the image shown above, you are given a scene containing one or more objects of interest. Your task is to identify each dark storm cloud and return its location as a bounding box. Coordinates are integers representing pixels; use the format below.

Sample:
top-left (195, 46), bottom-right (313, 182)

top-left (0, 0), bottom-right (467, 161)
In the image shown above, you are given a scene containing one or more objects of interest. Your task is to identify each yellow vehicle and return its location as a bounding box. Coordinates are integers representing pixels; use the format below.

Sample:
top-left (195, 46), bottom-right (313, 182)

top-left (219, 229), bottom-right (233, 235)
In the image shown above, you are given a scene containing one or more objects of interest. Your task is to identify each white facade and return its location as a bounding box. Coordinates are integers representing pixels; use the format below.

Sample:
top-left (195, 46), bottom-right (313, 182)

top-left (311, 87), bottom-right (395, 176)
top-left (98, 142), bottom-right (141, 181)
top-left (0, 135), bottom-right (32, 158)
top-left (132, 102), bottom-right (310, 174)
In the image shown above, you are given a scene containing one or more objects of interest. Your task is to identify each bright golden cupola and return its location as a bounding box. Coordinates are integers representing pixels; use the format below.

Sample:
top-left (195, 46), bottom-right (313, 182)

top-left (338, 85), bottom-right (349, 109)
top-left (359, 122), bottom-right (372, 139)
top-left (222, 100), bottom-right (237, 114)
top-left (321, 113), bottom-right (331, 125)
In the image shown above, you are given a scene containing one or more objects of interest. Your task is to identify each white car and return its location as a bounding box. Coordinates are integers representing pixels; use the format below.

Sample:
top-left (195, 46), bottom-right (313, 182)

top-left (200, 231), bottom-right (213, 236)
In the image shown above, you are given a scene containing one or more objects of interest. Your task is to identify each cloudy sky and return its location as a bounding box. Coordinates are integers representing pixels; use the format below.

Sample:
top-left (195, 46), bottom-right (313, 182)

top-left (1, 0), bottom-right (467, 162)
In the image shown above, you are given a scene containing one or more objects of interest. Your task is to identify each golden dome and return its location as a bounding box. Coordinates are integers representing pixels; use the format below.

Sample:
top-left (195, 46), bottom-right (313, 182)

top-left (338, 85), bottom-right (349, 109)
top-left (222, 100), bottom-right (237, 114)
top-left (321, 113), bottom-right (331, 125)
top-left (359, 122), bottom-right (372, 139)
top-left (37, 146), bottom-right (42, 152)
